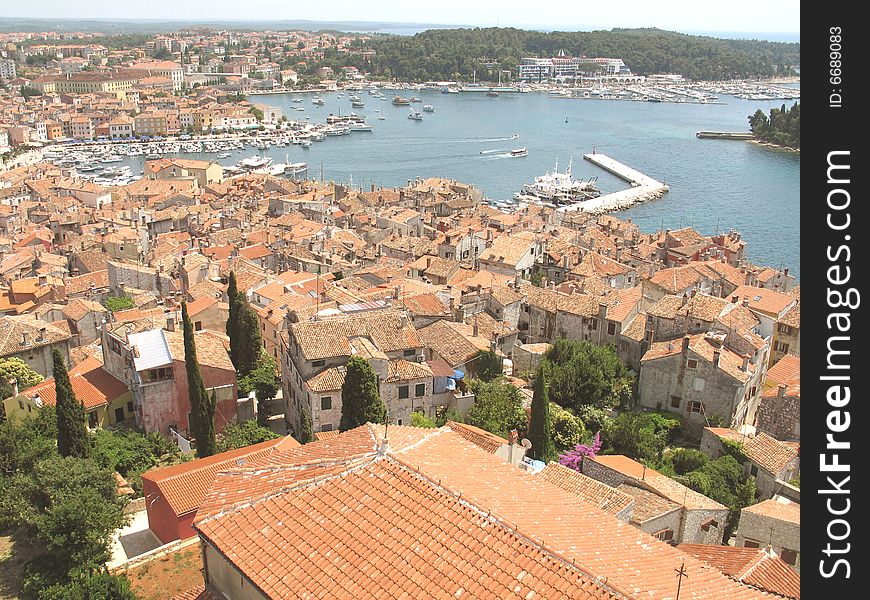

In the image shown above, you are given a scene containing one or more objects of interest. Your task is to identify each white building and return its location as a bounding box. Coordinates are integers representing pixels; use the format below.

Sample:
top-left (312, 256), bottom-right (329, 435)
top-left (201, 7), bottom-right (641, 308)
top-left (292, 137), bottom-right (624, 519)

top-left (0, 58), bottom-right (16, 80)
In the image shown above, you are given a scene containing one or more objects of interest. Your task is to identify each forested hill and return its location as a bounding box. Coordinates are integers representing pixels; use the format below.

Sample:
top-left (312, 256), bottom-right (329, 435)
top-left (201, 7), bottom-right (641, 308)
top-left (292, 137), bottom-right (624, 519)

top-left (346, 27), bottom-right (800, 81)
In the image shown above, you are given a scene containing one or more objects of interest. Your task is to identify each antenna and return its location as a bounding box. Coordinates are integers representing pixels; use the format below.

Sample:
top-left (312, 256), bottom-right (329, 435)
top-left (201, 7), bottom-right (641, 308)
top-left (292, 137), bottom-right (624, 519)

top-left (675, 561), bottom-right (689, 600)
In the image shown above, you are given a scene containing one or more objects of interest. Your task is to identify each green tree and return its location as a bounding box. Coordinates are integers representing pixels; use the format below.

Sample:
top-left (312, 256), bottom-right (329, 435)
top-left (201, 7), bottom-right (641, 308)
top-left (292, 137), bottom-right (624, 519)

top-left (0, 357), bottom-right (44, 399)
top-left (250, 106), bottom-right (264, 121)
top-left (182, 302), bottom-right (216, 458)
top-left (542, 339), bottom-right (634, 411)
top-left (410, 411), bottom-right (436, 428)
top-left (216, 420), bottom-right (279, 453)
top-left (104, 295), bottom-right (135, 313)
top-left (474, 349), bottom-right (503, 382)
top-left (296, 399), bottom-right (316, 443)
top-left (226, 272), bottom-right (239, 351)
top-left (1, 455), bottom-right (127, 573)
top-left (602, 411), bottom-right (680, 463)
top-left (339, 356), bottom-right (386, 431)
top-left (237, 351), bottom-right (280, 406)
top-left (29, 569), bottom-right (137, 600)
top-left (465, 378), bottom-right (527, 438)
top-left (53, 350), bottom-right (89, 459)
top-left (234, 295), bottom-right (263, 377)
top-left (0, 406), bottom-right (56, 476)
top-left (527, 371), bottom-right (556, 462)
top-left (551, 405), bottom-right (585, 454)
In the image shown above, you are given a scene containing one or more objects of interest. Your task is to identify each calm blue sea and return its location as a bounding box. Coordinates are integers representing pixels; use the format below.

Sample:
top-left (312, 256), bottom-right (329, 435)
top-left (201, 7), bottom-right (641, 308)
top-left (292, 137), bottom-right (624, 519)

top-left (138, 90), bottom-right (801, 278)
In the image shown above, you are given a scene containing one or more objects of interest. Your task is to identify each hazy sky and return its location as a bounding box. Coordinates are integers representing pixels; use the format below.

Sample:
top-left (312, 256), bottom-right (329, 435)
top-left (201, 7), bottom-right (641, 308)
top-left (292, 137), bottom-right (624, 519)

top-left (7, 0), bottom-right (800, 35)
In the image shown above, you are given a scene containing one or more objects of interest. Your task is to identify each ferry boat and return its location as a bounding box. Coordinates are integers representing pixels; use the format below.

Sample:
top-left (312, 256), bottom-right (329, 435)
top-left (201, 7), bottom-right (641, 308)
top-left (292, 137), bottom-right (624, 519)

top-left (510, 147), bottom-right (528, 157)
top-left (392, 96), bottom-right (411, 105)
top-left (422, 105), bottom-right (435, 112)
top-left (514, 158), bottom-right (600, 205)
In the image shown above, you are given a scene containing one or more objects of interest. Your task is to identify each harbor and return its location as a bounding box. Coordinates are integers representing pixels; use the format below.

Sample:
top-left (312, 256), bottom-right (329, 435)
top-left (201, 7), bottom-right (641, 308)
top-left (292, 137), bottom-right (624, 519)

top-left (557, 153), bottom-right (669, 214)
top-left (696, 131), bottom-right (756, 140)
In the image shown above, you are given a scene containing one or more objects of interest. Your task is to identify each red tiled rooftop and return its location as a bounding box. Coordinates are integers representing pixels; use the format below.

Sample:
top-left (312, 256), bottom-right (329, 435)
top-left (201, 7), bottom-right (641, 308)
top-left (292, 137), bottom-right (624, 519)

top-left (679, 544), bottom-right (800, 599)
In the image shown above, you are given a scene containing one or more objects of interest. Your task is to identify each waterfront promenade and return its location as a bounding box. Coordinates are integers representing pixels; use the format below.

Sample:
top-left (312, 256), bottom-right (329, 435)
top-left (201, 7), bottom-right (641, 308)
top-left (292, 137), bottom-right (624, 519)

top-left (558, 153), bottom-right (669, 214)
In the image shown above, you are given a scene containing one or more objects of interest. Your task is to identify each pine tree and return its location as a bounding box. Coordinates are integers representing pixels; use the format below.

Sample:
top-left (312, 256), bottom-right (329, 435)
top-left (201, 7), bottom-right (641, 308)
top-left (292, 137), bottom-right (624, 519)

top-left (182, 301), bottom-right (217, 457)
top-left (339, 356), bottom-right (387, 431)
top-left (53, 349), bottom-right (89, 458)
top-left (528, 369), bottom-right (556, 463)
top-left (226, 272), bottom-right (240, 370)
top-left (234, 295), bottom-right (263, 377)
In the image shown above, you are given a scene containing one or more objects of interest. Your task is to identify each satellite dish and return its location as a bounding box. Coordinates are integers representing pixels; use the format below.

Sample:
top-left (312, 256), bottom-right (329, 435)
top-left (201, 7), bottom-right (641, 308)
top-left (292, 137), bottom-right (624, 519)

top-left (521, 438), bottom-right (532, 450)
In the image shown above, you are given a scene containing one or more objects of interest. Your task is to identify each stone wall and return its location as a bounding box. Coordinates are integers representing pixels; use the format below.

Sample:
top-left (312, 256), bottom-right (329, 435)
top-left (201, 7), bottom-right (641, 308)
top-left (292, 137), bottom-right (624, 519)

top-left (736, 510), bottom-right (801, 572)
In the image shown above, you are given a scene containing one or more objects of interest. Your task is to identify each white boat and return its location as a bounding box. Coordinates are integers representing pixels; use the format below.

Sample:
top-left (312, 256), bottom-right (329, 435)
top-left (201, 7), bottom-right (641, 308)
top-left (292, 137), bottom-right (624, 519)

top-left (218, 152), bottom-right (231, 158)
top-left (510, 147), bottom-right (528, 157)
top-left (145, 153), bottom-right (161, 160)
top-left (377, 115), bottom-right (386, 120)
top-left (514, 158), bottom-right (600, 204)
top-left (312, 97), bottom-right (325, 106)
top-left (301, 140), bottom-right (312, 148)
top-left (422, 105), bottom-right (435, 112)
top-left (349, 123), bottom-right (373, 132)
top-left (239, 156), bottom-right (273, 169)
top-left (408, 109), bottom-right (423, 121)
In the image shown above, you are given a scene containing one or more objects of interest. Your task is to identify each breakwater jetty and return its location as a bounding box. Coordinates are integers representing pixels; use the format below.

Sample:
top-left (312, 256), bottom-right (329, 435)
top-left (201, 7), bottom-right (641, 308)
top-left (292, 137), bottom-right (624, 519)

top-left (558, 153), bottom-right (669, 214)
top-left (695, 131), bottom-right (755, 140)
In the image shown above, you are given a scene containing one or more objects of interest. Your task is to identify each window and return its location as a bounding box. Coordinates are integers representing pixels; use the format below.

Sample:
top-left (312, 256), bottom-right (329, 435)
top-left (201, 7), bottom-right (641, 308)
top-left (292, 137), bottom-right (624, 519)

top-left (403, 349), bottom-right (416, 357)
top-left (670, 396), bottom-right (681, 409)
top-left (87, 411), bottom-right (98, 428)
top-left (700, 518), bottom-right (718, 532)
top-left (127, 402), bottom-right (134, 413)
top-left (687, 400), bottom-right (703, 414)
top-left (398, 385), bottom-right (410, 399)
top-left (320, 423), bottom-right (333, 432)
top-left (607, 322), bottom-right (616, 335)
top-left (321, 396), bottom-right (332, 411)
top-left (591, 319), bottom-right (598, 331)
top-left (653, 529), bottom-right (674, 541)
top-left (397, 419), bottom-right (403, 426)
top-left (687, 359), bottom-right (698, 369)
top-left (143, 367), bottom-right (173, 383)
top-left (312, 360), bottom-right (325, 368)
top-left (194, 321), bottom-right (203, 331)
top-left (115, 407), bottom-right (125, 422)
top-left (744, 540), bottom-right (760, 549)
top-left (750, 464), bottom-right (759, 477)
top-left (693, 377), bottom-right (706, 392)
top-left (415, 383), bottom-right (426, 397)
top-left (780, 548), bottom-right (798, 565)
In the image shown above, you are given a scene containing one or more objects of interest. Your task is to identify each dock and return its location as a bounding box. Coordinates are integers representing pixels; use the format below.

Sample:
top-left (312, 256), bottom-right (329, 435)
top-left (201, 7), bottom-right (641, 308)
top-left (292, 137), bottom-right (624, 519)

top-left (557, 153), bottom-right (669, 214)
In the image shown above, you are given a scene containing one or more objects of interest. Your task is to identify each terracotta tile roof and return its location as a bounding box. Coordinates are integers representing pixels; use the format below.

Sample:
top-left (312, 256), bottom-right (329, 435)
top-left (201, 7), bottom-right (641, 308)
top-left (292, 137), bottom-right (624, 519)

top-left (605, 286), bottom-right (642, 323)
top-left (170, 585), bottom-right (220, 600)
top-left (195, 458), bottom-right (617, 599)
top-left (642, 332), bottom-right (756, 383)
top-left (399, 292), bottom-right (450, 317)
top-left (65, 270), bottom-right (109, 295)
top-left (614, 483), bottom-right (681, 524)
top-left (164, 329), bottom-right (235, 372)
top-left (0, 316), bottom-right (71, 356)
top-left (730, 286), bottom-right (796, 318)
top-left (313, 430), bottom-right (342, 441)
top-left (445, 420), bottom-right (506, 454)
top-left (61, 298), bottom-right (105, 322)
top-left (621, 313), bottom-right (647, 342)
top-left (743, 498), bottom-right (800, 525)
top-left (416, 319), bottom-right (491, 367)
top-left (290, 310), bottom-right (420, 361)
top-left (572, 250), bottom-right (632, 278)
top-left (678, 544), bottom-right (800, 599)
top-left (764, 355), bottom-right (800, 389)
top-left (648, 264), bottom-right (717, 294)
top-left (185, 294), bottom-right (218, 317)
top-left (21, 356), bottom-right (127, 410)
top-left (706, 429), bottom-right (798, 475)
top-left (779, 302), bottom-right (800, 328)
top-left (141, 435), bottom-right (300, 517)
top-left (479, 232), bottom-right (536, 267)
top-left (306, 366), bottom-right (345, 392)
top-left (591, 455), bottom-right (726, 511)
top-left (385, 358), bottom-right (433, 382)
top-left (539, 463), bottom-right (635, 516)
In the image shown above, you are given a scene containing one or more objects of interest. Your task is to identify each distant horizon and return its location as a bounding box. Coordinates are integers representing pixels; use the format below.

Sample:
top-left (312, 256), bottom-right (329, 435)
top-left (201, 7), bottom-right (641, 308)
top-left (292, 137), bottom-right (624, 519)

top-left (0, 16), bottom-right (800, 43)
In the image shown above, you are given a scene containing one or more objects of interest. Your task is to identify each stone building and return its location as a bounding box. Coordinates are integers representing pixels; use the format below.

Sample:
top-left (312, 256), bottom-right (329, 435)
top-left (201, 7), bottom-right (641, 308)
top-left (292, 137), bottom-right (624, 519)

top-left (735, 498), bottom-right (801, 573)
top-left (581, 455), bottom-right (728, 545)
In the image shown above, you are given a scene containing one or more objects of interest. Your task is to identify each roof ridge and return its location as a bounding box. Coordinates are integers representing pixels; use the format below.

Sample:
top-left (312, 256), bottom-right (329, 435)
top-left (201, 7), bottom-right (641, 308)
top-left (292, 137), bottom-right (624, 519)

top-left (384, 454), bottom-right (631, 599)
top-left (736, 550), bottom-right (771, 581)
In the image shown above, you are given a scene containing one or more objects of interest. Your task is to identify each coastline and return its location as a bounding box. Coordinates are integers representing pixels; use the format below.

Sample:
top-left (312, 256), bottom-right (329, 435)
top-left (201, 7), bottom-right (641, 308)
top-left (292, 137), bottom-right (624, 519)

top-left (749, 139), bottom-right (800, 153)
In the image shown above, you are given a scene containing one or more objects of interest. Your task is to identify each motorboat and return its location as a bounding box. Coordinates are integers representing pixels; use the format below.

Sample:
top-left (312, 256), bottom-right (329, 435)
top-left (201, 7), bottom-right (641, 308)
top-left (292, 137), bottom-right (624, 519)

top-left (422, 105), bottom-right (435, 112)
top-left (510, 147), bottom-right (528, 157)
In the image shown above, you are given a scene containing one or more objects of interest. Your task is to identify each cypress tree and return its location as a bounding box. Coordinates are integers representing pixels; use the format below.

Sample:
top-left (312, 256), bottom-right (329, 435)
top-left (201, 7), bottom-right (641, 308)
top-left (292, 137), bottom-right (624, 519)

top-left (226, 272), bottom-right (240, 369)
top-left (182, 301), bottom-right (217, 457)
top-left (297, 398), bottom-right (316, 444)
top-left (339, 356), bottom-right (387, 431)
top-left (234, 294), bottom-right (263, 377)
top-left (53, 349), bottom-right (89, 458)
top-left (528, 369), bottom-right (556, 463)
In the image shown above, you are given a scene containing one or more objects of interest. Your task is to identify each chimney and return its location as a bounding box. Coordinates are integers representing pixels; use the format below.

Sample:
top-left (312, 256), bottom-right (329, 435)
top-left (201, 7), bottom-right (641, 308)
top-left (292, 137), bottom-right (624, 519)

top-left (741, 354), bottom-right (750, 371)
top-left (712, 349), bottom-right (721, 367)
top-left (38, 274), bottom-right (48, 287)
top-left (777, 383), bottom-right (787, 398)
top-left (21, 331), bottom-right (30, 347)
top-left (598, 303), bottom-right (607, 320)
top-left (8, 378), bottom-right (18, 397)
top-left (681, 293), bottom-right (688, 307)
top-left (37, 327), bottom-right (46, 343)
top-left (783, 267), bottom-right (790, 277)
top-left (681, 334), bottom-right (690, 353)
top-left (515, 272), bottom-right (521, 288)
top-left (742, 298), bottom-right (750, 308)
top-left (166, 315), bottom-right (175, 332)
top-left (473, 320), bottom-right (479, 338)
top-left (690, 288), bottom-right (697, 298)
top-left (731, 295), bottom-right (739, 304)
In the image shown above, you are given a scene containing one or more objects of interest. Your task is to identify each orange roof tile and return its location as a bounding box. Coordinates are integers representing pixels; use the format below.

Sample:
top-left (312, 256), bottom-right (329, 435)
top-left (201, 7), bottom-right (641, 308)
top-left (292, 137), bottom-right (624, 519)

top-left (679, 544), bottom-right (800, 599)
top-left (141, 435), bottom-right (300, 517)
top-left (538, 462), bottom-right (635, 516)
top-left (742, 498), bottom-right (800, 525)
top-left (21, 356), bottom-right (127, 410)
top-left (445, 420), bottom-right (506, 454)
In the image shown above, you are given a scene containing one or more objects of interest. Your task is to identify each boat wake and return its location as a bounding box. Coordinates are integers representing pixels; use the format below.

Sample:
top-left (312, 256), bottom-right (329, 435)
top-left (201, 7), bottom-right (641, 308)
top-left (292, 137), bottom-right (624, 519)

top-left (479, 148), bottom-right (510, 155)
